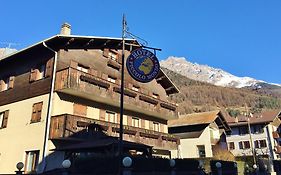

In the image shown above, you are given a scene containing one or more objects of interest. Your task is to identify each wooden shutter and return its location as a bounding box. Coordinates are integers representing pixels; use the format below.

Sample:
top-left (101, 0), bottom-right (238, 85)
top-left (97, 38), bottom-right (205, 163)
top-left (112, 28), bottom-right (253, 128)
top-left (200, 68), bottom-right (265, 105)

top-left (99, 109), bottom-right (106, 120)
top-left (89, 68), bottom-right (98, 76)
top-left (31, 102), bottom-right (43, 123)
top-left (149, 121), bottom-right (153, 130)
top-left (127, 116), bottom-right (132, 126)
top-left (2, 110), bottom-right (9, 128)
top-left (45, 58), bottom-right (54, 77)
top-left (103, 48), bottom-right (109, 58)
top-left (70, 60), bottom-right (78, 69)
top-left (0, 80), bottom-right (4, 91)
top-left (102, 73), bottom-right (108, 80)
top-left (8, 76), bottom-right (15, 89)
top-left (117, 53), bottom-right (122, 64)
top-left (141, 119), bottom-right (145, 129)
top-left (30, 69), bottom-right (39, 82)
top-left (73, 103), bottom-right (87, 116)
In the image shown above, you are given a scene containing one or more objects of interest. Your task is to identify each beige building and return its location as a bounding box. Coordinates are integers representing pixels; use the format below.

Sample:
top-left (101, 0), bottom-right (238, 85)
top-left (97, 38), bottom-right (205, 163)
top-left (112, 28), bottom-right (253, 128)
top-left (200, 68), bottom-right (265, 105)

top-left (168, 110), bottom-right (231, 158)
top-left (0, 24), bottom-right (179, 174)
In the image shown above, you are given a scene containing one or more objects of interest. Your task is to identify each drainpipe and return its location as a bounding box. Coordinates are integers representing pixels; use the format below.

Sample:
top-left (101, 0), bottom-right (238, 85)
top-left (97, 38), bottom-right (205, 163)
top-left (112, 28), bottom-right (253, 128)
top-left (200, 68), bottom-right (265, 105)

top-left (41, 42), bottom-right (58, 172)
top-left (266, 125), bottom-right (275, 173)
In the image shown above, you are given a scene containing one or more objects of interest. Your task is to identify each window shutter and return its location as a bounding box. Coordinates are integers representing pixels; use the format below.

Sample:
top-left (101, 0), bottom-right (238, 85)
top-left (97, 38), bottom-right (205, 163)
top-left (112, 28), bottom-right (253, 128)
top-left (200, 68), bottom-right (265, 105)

top-left (2, 110), bottom-right (9, 128)
top-left (0, 80), bottom-right (4, 91)
top-left (117, 53), bottom-right (122, 64)
top-left (30, 69), bottom-right (38, 82)
top-left (31, 102), bottom-right (43, 123)
top-left (149, 121), bottom-right (153, 130)
top-left (36, 102), bottom-right (43, 122)
top-left (102, 73), bottom-right (108, 80)
top-left (89, 68), bottom-right (97, 76)
top-left (73, 103), bottom-right (87, 116)
top-left (70, 60), bottom-right (78, 69)
top-left (103, 48), bottom-right (109, 58)
top-left (99, 109), bottom-right (106, 120)
top-left (8, 76), bottom-right (15, 89)
top-left (141, 119), bottom-right (145, 129)
top-left (45, 59), bottom-right (53, 77)
top-left (127, 116), bottom-right (132, 126)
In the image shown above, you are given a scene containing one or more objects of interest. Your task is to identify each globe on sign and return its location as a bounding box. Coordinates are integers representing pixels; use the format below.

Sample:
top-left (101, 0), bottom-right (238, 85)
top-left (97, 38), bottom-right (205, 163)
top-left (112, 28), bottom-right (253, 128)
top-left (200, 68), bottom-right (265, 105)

top-left (138, 57), bottom-right (154, 75)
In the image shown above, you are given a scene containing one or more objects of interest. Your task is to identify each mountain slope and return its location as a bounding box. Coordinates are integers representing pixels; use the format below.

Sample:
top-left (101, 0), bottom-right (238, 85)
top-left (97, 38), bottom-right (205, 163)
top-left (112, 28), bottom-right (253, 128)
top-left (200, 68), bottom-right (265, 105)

top-left (163, 68), bottom-right (281, 114)
top-left (160, 56), bottom-right (272, 88)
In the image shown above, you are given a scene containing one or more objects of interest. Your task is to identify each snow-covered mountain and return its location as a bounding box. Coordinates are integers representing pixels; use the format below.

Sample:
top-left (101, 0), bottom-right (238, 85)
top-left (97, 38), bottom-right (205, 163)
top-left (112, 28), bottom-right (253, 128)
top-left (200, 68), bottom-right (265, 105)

top-left (160, 56), bottom-right (269, 88)
top-left (0, 48), bottom-right (17, 59)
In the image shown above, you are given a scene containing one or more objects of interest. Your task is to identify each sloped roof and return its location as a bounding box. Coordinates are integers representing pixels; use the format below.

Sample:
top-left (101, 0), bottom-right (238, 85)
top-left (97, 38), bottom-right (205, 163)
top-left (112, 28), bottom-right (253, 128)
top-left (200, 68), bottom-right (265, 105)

top-left (225, 110), bottom-right (281, 126)
top-left (168, 110), bottom-right (231, 132)
top-left (0, 34), bottom-right (179, 95)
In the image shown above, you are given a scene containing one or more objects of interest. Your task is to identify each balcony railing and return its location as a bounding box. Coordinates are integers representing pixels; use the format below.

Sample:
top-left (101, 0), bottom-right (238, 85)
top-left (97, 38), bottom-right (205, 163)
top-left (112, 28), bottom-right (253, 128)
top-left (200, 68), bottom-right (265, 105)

top-left (55, 67), bottom-right (178, 120)
top-left (50, 114), bottom-right (179, 150)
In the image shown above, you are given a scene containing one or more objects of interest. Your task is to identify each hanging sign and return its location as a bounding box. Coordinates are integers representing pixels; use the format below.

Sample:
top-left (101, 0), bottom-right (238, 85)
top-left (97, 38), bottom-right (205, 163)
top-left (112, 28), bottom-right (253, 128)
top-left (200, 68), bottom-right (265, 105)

top-left (126, 48), bottom-right (160, 83)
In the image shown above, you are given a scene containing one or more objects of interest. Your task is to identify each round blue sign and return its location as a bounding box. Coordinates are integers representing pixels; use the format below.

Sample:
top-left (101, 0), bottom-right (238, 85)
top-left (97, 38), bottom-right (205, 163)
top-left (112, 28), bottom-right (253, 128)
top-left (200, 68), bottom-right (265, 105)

top-left (126, 48), bottom-right (160, 83)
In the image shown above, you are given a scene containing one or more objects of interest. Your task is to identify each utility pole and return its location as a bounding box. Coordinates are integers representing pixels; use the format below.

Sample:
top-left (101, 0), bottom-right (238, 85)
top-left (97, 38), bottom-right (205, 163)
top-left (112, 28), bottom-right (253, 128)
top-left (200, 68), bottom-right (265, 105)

top-left (118, 14), bottom-right (126, 174)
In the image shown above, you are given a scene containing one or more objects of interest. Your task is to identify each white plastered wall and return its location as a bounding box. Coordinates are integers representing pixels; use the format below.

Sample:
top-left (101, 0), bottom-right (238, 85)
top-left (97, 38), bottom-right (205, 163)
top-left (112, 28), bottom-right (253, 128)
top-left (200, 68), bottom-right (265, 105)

top-left (0, 94), bottom-right (49, 174)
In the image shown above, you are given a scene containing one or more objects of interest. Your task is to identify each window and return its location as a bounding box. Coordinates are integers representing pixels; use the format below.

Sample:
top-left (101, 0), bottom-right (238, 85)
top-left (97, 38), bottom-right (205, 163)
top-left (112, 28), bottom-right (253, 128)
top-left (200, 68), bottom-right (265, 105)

top-left (197, 145), bottom-right (206, 158)
top-left (0, 76), bottom-right (14, 91)
top-left (0, 110), bottom-right (9, 129)
top-left (109, 51), bottom-right (118, 61)
top-left (107, 76), bottom-right (116, 83)
top-left (153, 122), bottom-right (160, 132)
top-left (253, 125), bottom-right (264, 134)
top-left (31, 102), bottom-right (43, 123)
top-left (239, 141), bottom-right (251, 149)
top-left (255, 140), bottom-right (267, 148)
top-left (105, 111), bottom-right (117, 123)
top-left (132, 117), bottom-right (140, 127)
top-left (103, 48), bottom-right (119, 61)
top-left (30, 65), bottom-right (46, 82)
top-left (152, 93), bottom-right (159, 99)
top-left (132, 85), bottom-right (139, 92)
top-left (228, 142), bottom-right (235, 150)
top-left (77, 64), bottom-right (89, 73)
top-left (25, 150), bottom-right (39, 173)
top-left (238, 126), bottom-right (249, 135)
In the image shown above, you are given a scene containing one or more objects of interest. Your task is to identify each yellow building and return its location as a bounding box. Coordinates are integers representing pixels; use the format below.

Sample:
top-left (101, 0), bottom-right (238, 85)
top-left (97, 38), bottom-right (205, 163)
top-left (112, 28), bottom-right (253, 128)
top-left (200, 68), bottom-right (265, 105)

top-left (0, 24), bottom-right (179, 174)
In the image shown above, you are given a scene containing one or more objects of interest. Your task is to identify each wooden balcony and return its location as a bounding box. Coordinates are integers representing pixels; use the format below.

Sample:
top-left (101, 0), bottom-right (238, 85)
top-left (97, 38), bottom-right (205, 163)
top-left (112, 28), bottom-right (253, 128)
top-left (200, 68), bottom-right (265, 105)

top-left (50, 114), bottom-right (179, 150)
top-left (55, 67), bottom-right (178, 120)
top-left (273, 131), bottom-right (280, 139)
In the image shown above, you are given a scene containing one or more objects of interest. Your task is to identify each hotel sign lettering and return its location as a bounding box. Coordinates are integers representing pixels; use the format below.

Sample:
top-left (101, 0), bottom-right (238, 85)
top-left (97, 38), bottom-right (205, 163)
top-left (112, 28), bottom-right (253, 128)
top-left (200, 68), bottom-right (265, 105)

top-left (126, 49), bottom-right (160, 83)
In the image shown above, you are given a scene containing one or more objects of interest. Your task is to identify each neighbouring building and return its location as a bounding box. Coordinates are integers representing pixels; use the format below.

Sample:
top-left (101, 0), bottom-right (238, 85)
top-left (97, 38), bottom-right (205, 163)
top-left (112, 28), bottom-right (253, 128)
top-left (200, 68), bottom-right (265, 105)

top-left (0, 23), bottom-right (179, 174)
top-left (168, 110), bottom-right (231, 159)
top-left (225, 110), bottom-right (281, 160)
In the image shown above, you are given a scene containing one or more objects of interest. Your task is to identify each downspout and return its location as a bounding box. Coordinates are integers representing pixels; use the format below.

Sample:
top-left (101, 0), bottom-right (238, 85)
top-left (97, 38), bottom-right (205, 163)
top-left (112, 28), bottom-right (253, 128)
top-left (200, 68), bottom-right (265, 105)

top-left (41, 42), bottom-right (58, 172)
top-left (266, 125), bottom-right (275, 173)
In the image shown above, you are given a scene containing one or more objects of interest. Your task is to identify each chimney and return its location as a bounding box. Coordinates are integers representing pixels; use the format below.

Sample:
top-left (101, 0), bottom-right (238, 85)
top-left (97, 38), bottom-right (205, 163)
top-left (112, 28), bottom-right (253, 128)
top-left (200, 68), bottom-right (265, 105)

top-left (60, 23), bottom-right (71, 35)
top-left (235, 117), bottom-right (238, 123)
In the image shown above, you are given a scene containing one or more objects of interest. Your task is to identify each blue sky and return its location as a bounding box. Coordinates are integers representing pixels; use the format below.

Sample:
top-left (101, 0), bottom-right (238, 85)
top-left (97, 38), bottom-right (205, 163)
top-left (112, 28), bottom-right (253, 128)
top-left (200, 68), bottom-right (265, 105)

top-left (1, 0), bottom-right (281, 84)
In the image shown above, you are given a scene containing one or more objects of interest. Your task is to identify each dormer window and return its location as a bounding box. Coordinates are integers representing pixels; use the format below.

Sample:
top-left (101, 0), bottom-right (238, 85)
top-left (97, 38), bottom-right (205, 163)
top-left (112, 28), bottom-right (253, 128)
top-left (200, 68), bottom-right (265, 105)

top-left (103, 48), bottom-right (119, 61)
top-left (30, 59), bottom-right (53, 82)
top-left (132, 85), bottom-right (139, 92)
top-left (152, 93), bottom-right (159, 99)
top-left (0, 76), bottom-right (14, 91)
top-left (107, 76), bottom-right (117, 83)
top-left (38, 64), bottom-right (46, 80)
top-left (109, 51), bottom-right (118, 61)
top-left (77, 64), bottom-right (89, 73)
